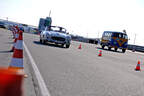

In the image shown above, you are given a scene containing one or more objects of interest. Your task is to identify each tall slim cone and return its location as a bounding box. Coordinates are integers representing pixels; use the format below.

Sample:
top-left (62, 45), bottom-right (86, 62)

top-left (10, 27), bottom-right (19, 52)
top-left (9, 30), bottom-right (27, 77)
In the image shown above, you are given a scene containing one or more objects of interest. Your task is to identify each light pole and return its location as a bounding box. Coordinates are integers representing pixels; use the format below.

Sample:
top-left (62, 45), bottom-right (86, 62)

top-left (97, 30), bottom-right (99, 38)
top-left (6, 17), bottom-right (8, 21)
top-left (132, 33), bottom-right (136, 52)
top-left (6, 17), bottom-right (8, 24)
top-left (87, 33), bottom-right (88, 38)
top-left (133, 34), bottom-right (136, 45)
top-left (6, 17), bottom-right (9, 29)
top-left (49, 10), bottom-right (51, 17)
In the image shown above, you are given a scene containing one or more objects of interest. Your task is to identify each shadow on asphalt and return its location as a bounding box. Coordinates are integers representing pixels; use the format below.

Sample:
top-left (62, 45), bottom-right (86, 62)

top-left (33, 41), bottom-right (66, 49)
top-left (96, 46), bottom-right (124, 53)
top-left (0, 50), bottom-right (12, 53)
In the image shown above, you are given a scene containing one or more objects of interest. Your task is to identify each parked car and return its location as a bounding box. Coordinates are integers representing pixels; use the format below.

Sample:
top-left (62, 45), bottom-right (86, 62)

top-left (100, 31), bottom-right (128, 53)
top-left (40, 26), bottom-right (71, 48)
top-left (0, 22), bottom-right (6, 29)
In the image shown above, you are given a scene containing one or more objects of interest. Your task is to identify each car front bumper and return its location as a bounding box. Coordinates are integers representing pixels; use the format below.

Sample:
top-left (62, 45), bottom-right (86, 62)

top-left (46, 37), bottom-right (68, 44)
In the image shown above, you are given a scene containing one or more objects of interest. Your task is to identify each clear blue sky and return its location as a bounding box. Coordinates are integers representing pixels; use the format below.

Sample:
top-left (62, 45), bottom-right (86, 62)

top-left (0, 0), bottom-right (144, 45)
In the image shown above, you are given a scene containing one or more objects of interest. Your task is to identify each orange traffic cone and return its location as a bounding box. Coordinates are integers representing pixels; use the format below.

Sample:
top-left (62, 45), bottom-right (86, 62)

top-left (78, 44), bottom-right (82, 49)
top-left (0, 68), bottom-right (23, 96)
top-left (10, 28), bottom-right (19, 52)
top-left (9, 30), bottom-right (28, 78)
top-left (98, 50), bottom-right (102, 56)
top-left (135, 60), bottom-right (141, 71)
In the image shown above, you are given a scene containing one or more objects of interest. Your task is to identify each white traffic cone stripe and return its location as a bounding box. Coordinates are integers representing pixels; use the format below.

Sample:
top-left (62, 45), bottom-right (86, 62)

top-left (15, 40), bottom-right (23, 50)
top-left (13, 42), bottom-right (16, 48)
top-left (10, 58), bottom-right (23, 68)
top-left (15, 33), bottom-right (19, 38)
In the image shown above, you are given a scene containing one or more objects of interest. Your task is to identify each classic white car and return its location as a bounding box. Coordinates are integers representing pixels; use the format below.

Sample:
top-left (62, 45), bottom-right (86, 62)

top-left (40, 26), bottom-right (71, 48)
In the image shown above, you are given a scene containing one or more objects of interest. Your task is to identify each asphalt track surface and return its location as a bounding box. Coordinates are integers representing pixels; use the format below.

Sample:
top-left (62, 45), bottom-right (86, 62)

top-left (22, 32), bottom-right (144, 96)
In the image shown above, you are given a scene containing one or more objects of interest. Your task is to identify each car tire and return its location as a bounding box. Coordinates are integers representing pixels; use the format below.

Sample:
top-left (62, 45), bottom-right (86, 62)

top-left (66, 44), bottom-right (70, 48)
top-left (114, 48), bottom-right (118, 52)
top-left (122, 49), bottom-right (126, 53)
top-left (40, 39), bottom-right (42, 43)
top-left (108, 47), bottom-right (111, 50)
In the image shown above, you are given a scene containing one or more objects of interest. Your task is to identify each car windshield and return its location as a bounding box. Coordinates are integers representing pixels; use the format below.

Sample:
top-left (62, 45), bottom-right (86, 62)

top-left (46, 26), bottom-right (66, 33)
top-left (112, 33), bottom-right (128, 39)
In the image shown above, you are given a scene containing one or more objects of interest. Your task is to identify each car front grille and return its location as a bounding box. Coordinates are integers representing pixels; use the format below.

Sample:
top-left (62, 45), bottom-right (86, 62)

top-left (51, 37), bottom-right (65, 41)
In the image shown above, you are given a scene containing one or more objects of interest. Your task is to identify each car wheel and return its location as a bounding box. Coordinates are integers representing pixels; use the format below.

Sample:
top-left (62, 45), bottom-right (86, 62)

top-left (122, 49), bottom-right (126, 53)
top-left (66, 44), bottom-right (70, 48)
top-left (40, 39), bottom-right (42, 43)
top-left (108, 47), bottom-right (111, 50)
top-left (102, 45), bottom-right (105, 49)
top-left (114, 48), bottom-right (118, 52)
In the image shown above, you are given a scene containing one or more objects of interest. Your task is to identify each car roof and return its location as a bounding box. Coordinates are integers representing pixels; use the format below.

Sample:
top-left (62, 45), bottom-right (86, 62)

top-left (104, 31), bottom-right (126, 34)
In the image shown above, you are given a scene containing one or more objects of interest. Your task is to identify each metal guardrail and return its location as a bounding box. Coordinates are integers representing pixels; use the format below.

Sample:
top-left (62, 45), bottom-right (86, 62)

top-left (127, 44), bottom-right (144, 52)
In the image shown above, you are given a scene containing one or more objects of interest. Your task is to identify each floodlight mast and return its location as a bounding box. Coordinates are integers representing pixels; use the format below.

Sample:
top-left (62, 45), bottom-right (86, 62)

top-left (49, 10), bottom-right (51, 17)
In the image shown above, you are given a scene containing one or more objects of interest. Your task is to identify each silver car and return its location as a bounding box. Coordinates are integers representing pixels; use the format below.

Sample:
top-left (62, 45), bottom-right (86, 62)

top-left (40, 26), bottom-right (71, 48)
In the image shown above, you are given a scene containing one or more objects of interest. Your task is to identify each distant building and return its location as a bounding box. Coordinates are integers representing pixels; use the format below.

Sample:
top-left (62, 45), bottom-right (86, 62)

top-left (38, 17), bottom-right (52, 32)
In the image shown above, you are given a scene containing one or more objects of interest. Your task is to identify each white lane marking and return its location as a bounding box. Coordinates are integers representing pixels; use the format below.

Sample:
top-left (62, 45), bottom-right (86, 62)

top-left (23, 42), bottom-right (51, 96)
